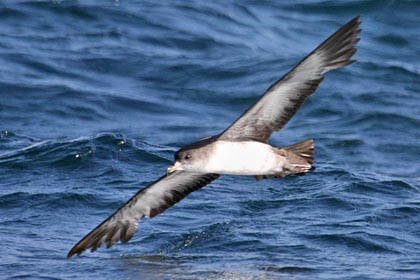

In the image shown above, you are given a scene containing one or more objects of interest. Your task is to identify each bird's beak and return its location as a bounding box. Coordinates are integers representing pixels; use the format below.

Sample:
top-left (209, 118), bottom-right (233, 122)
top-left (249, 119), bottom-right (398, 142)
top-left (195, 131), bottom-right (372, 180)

top-left (167, 161), bottom-right (183, 174)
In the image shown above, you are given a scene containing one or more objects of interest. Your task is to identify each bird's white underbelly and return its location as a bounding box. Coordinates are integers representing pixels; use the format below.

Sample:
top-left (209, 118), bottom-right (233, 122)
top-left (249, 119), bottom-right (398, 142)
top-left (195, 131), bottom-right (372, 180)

top-left (204, 141), bottom-right (281, 175)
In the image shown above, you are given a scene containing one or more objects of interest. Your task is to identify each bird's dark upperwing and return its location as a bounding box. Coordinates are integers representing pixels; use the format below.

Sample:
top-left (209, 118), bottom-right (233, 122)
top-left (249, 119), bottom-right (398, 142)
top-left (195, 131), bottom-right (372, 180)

top-left (67, 171), bottom-right (219, 258)
top-left (219, 17), bottom-right (361, 143)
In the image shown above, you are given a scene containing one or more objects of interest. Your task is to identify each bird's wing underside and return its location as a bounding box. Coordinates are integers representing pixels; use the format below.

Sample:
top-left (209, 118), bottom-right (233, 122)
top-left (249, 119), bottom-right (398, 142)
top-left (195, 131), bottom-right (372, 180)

top-left (219, 16), bottom-right (361, 143)
top-left (67, 171), bottom-right (219, 258)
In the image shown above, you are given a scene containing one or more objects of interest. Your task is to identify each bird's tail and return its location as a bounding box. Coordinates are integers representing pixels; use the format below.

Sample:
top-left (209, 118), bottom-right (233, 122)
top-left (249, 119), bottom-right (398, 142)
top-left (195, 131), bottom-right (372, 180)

top-left (282, 139), bottom-right (315, 165)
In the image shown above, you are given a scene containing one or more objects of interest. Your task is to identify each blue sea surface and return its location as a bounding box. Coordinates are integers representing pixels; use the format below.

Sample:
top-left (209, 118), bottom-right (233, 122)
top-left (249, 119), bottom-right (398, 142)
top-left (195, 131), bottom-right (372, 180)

top-left (0, 1), bottom-right (419, 279)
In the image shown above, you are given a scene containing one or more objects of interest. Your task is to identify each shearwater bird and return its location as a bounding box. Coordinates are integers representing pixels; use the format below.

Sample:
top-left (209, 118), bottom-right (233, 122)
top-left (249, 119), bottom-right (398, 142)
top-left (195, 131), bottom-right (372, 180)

top-left (68, 16), bottom-right (361, 258)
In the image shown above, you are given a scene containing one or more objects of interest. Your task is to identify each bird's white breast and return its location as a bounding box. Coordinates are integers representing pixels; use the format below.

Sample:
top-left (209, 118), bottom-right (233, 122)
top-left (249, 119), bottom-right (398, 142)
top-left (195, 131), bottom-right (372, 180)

top-left (204, 141), bottom-right (281, 175)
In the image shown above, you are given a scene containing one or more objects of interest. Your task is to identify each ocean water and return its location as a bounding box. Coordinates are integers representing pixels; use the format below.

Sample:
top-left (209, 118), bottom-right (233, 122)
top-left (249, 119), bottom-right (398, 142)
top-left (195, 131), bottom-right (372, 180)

top-left (0, 1), bottom-right (419, 279)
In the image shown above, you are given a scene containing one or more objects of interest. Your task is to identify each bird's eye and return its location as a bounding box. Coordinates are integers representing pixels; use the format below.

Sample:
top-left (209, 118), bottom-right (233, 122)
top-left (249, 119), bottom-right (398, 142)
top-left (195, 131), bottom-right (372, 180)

top-left (184, 154), bottom-right (191, 160)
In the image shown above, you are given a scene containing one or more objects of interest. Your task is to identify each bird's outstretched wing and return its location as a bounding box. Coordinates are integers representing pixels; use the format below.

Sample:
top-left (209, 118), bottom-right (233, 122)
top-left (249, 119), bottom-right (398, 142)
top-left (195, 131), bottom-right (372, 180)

top-left (219, 16), bottom-right (361, 143)
top-left (67, 171), bottom-right (219, 258)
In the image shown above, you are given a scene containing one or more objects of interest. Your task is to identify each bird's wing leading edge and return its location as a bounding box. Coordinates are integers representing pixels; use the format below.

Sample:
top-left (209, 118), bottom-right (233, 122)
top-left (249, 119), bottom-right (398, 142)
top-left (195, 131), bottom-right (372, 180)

top-left (219, 16), bottom-right (361, 143)
top-left (67, 171), bottom-right (219, 258)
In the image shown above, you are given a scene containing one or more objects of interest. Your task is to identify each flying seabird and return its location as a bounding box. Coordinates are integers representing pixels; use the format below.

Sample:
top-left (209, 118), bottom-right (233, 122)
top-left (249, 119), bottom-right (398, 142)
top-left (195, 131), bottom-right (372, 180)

top-left (67, 16), bottom-right (361, 258)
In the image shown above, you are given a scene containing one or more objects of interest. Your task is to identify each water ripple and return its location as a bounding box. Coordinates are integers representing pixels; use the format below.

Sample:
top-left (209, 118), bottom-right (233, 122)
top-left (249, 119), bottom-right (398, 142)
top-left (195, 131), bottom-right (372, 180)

top-left (0, 133), bottom-right (171, 169)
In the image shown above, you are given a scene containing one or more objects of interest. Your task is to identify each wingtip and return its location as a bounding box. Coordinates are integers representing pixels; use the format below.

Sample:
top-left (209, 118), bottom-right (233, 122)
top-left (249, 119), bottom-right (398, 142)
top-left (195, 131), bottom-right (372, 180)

top-left (67, 251), bottom-right (76, 259)
top-left (317, 15), bottom-right (362, 73)
top-left (349, 15), bottom-right (361, 26)
top-left (67, 247), bottom-right (82, 259)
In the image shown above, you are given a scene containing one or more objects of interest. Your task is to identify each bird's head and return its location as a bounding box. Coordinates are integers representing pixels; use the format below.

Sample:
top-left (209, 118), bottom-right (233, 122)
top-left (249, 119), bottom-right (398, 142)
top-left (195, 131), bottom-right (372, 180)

top-left (167, 148), bottom-right (202, 174)
top-left (167, 136), bottom-right (217, 175)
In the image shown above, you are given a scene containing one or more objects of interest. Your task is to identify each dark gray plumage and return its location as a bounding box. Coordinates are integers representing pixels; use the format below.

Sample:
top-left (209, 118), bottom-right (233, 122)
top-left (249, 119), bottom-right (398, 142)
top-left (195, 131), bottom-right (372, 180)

top-left (219, 16), bottom-right (361, 143)
top-left (67, 172), bottom-right (218, 258)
